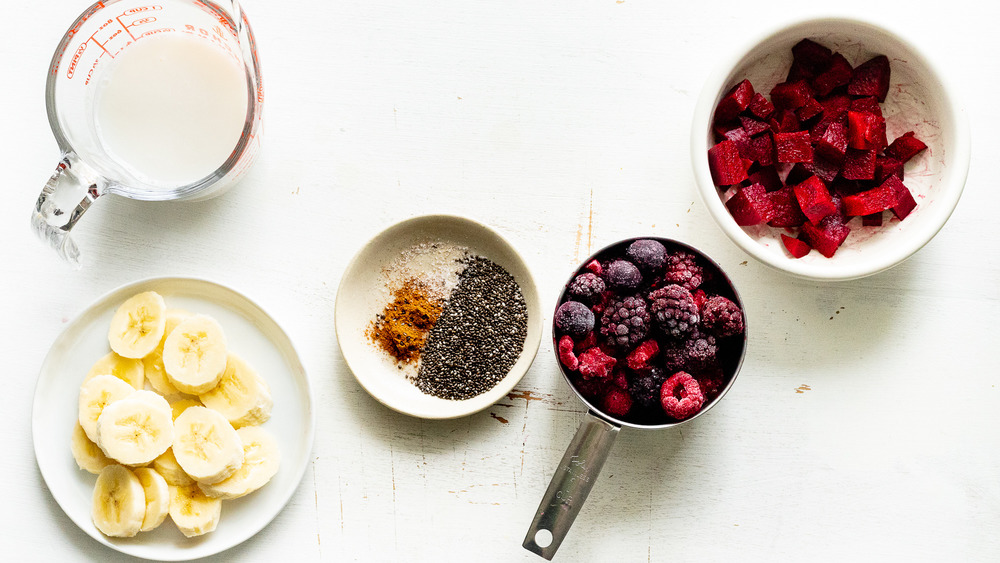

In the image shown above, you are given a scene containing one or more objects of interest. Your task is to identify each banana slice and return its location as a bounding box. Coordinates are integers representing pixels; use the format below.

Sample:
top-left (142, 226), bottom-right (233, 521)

top-left (153, 449), bottom-right (195, 486)
top-left (85, 352), bottom-right (145, 390)
top-left (92, 465), bottom-right (146, 538)
top-left (108, 291), bottom-right (167, 359)
top-left (166, 395), bottom-right (203, 421)
top-left (199, 426), bottom-right (280, 499)
top-left (199, 353), bottom-right (273, 428)
top-left (96, 390), bottom-right (174, 465)
top-left (163, 315), bottom-right (227, 394)
top-left (71, 422), bottom-right (114, 474)
top-left (134, 467), bottom-right (170, 532)
top-left (172, 406), bottom-right (244, 484)
top-left (79, 374), bottom-right (136, 444)
top-left (169, 484), bottom-right (222, 538)
top-left (143, 310), bottom-right (191, 395)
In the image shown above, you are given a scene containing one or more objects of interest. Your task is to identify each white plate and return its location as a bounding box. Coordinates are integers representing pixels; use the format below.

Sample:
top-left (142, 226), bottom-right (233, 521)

top-left (335, 214), bottom-right (542, 419)
top-left (32, 277), bottom-right (314, 561)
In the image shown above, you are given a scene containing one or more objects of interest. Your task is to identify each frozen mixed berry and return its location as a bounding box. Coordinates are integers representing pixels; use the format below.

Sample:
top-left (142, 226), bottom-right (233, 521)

top-left (648, 285), bottom-right (700, 339)
top-left (605, 260), bottom-right (642, 291)
top-left (626, 339), bottom-right (660, 371)
top-left (578, 347), bottom-right (617, 380)
top-left (554, 301), bottom-right (594, 336)
top-left (660, 371), bottom-right (705, 420)
top-left (584, 259), bottom-right (603, 275)
top-left (557, 335), bottom-right (579, 371)
top-left (696, 366), bottom-right (726, 402)
top-left (626, 239), bottom-right (668, 273)
top-left (683, 330), bottom-right (719, 372)
top-left (700, 296), bottom-right (744, 338)
top-left (663, 251), bottom-right (705, 291)
top-left (601, 387), bottom-right (633, 418)
top-left (573, 331), bottom-right (597, 353)
top-left (661, 344), bottom-right (687, 373)
top-left (629, 367), bottom-right (668, 410)
top-left (610, 368), bottom-right (629, 390)
top-left (600, 295), bottom-right (650, 348)
top-left (567, 273), bottom-right (606, 304)
top-left (573, 376), bottom-right (608, 400)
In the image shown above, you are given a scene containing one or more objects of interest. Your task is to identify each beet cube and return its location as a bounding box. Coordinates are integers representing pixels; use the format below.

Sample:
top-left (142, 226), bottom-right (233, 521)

top-left (747, 166), bottom-right (782, 192)
top-left (841, 148), bottom-right (876, 180)
top-left (775, 131), bottom-right (814, 163)
top-left (781, 234), bottom-right (812, 258)
top-left (885, 131), bottom-right (928, 163)
top-left (816, 121), bottom-right (848, 163)
top-left (862, 212), bottom-right (884, 226)
top-left (768, 186), bottom-right (807, 227)
top-left (715, 79), bottom-right (755, 124)
top-left (725, 183), bottom-right (774, 226)
top-left (811, 53), bottom-right (853, 97)
top-left (776, 110), bottom-right (801, 133)
top-left (884, 176), bottom-right (918, 219)
top-left (793, 175), bottom-right (837, 225)
top-left (740, 116), bottom-right (770, 137)
top-left (831, 178), bottom-right (863, 197)
top-left (791, 39), bottom-right (833, 74)
top-left (842, 177), bottom-right (901, 216)
top-left (875, 156), bottom-right (904, 181)
top-left (724, 127), bottom-right (753, 158)
top-left (810, 94), bottom-right (851, 141)
top-left (785, 163), bottom-right (812, 186)
top-left (796, 98), bottom-right (824, 122)
top-left (708, 140), bottom-right (749, 186)
top-left (847, 111), bottom-right (886, 150)
top-left (770, 80), bottom-right (814, 111)
top-left (849, 96), bottom-right (883, 119)
top-left (747, 92), bottom-right (775, 120)
top-left (747, 134), bottom-right (775, 166)
top-left (805, 155), bottom-right (840, 184)
top-left (848, 55), bottom-right (891, 102)
top-left (800, 215), bottom-right (851, 258)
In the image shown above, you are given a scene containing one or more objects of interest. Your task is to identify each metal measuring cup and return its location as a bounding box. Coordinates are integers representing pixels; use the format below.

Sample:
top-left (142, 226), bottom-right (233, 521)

top-left (523, 237), bottom-right (748, 559)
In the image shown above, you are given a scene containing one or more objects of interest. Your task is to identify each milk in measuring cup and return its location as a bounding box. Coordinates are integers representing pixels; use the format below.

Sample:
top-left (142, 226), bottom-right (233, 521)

top-left (95, 33), bottom-right (249, 187)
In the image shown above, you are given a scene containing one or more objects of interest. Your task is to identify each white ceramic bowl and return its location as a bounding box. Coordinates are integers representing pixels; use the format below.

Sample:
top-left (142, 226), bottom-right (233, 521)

top-left (335, 214), bottom-right (542, 419)
top-left (691, 16), bottom-right (970, 280)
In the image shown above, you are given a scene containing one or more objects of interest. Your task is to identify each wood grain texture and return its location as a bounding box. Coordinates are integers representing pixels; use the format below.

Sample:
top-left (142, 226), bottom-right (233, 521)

top-left (2, 0), bottom-right (999, 561)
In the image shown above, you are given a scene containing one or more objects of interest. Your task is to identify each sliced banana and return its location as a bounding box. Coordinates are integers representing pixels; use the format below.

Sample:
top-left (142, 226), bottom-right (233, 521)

top-left (79, 374), bottom-right (136, 444)
top-left (172, 406), bottom-right (244, 484)
top-left (85, 352), bottom-right (145, 390)
top-left (163, 315), bottom-right (227, 394)
top-left (199, 353), bottom-right (273, 428)
top-left (166, 395), bottom-right (204, 421)
top-left (199, 426), bottom-right (280, 499)
top-left (169, 484), bottom-right (222, 538)
top-left (134, 467), bottom-right (170, 532)
top-left (96, 390), bottom-right (174, 466)
top-left (71, 422), bottom-right (114, 474)
top-left (142, 310), bottom-right (191, 395)
top-left (108, 291), bottom-right (167, 359)
top-left (153, 449), bottom-right (195, 486)
top-left (92, 465), bottom-right (146, 538)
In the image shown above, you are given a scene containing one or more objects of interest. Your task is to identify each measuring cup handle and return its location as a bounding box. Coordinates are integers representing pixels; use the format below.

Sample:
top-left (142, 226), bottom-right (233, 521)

top-left (31, 152), bottom-right (106, 268)
top-left (523, 411), bottom-right (620, 559)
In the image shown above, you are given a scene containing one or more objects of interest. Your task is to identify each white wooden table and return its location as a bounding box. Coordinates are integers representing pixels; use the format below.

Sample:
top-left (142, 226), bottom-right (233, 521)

top-left (3, 1), bottom-right (998, 560)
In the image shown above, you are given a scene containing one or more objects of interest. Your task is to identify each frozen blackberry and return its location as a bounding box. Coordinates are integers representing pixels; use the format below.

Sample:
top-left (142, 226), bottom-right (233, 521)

top-left (661, 344), bottom-right (686, 373)
top-left (684, 330), bottom-right (719, 372)
top-left (555, 301), bottom-right (594, 336)
top-left (605, 260), bottom-right (642, 291)
top-left (648, 284), bottom-right (699, 339)
top-left (626, 240), bottom-right (668, 274)
top-left (600, 295), bottom-right (650, 348)
top-left (700, 296), bottom-right (744, 338)
top-left (629, 367), bottom-right (668, 410)
top-left (663, 251), bottom-right (705, 291)
top-left (567, 273), bottom-right (606, 304)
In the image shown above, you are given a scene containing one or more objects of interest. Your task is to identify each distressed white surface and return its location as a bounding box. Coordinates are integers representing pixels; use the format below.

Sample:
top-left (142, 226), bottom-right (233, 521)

top-left (2, 0), bottom-right (999, 561)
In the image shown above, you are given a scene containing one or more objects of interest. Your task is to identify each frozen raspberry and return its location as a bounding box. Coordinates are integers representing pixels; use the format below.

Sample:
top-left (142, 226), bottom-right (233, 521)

top-left (700, 296), bottom-right (744, 338)
top-left (574, 331), bottom-right (597, 354)
top-left (626, 339), bottom-right (660, 371)
top-left (629, 367), bottom-right (668, 410)
top-left (578, 347), bottom-right (617, 380)
top-left (695, 366), bottom-right (726, 403)
top-left (584, 259), bottom-right (603, 275)
top-left (567, 273), bottom-right (606, 304)
top-left (557, 335), bottom-right (579, 371)
top-left (555, 301), bottom-right (594, 336)
top-left (684, 331), bottom-right (719, 372)
top-left (648, 285), bottom-right (700, 339)
top-left (626, 240), bottom-right (668, 273)
top-left (605, 260), bottom-right (642, 291)
top-left (661, 372), bottom-right (705, 420)
top-left (600, 295), bottom-right (650, 348)
top-left (691, 289), bottom-right (708, 311)
top-left (663, 251), bottom-right (705, 291)
top-left (601, 387), bottom-right (633, 418)
top-left (610, 368), bottom-right (629, 390)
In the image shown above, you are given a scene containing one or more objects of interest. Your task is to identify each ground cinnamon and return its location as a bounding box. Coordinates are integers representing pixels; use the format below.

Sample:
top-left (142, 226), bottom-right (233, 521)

top-left (368, 278), bottom-right (444, 364)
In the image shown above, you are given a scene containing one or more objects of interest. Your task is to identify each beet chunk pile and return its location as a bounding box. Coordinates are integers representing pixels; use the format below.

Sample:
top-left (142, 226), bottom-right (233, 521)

top-left (707, 39), bottom-right (928, 258)
top-left (555, 240), bottom-right (745, 424)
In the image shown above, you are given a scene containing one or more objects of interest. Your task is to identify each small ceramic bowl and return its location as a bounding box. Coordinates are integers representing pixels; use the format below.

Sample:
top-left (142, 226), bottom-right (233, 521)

top-left (335, 214), bottom-right (542, 419)
top-left (691, 16), bottom-right (970, 281)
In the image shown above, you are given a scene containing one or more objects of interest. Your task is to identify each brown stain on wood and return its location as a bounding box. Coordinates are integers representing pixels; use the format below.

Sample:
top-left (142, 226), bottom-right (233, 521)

top-left (490, 412), bottom-right (509, 424)
top-left (573, 188), bottom-right (596, 262)
top-left (796, 384), bottom-right (811, 394)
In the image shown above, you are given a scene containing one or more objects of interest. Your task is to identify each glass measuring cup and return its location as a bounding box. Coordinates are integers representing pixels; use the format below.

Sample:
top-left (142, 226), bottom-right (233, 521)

top-left (32, 0), bottom-right (263, 267)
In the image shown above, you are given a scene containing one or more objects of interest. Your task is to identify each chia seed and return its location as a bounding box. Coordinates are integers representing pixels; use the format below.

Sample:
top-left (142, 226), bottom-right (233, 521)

top-left (415, 256), bottom-right (528, 400)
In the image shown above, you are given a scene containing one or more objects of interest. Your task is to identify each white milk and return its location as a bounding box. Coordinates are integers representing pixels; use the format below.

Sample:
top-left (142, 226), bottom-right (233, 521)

top-left (95, 33), bottom-right (248, 187)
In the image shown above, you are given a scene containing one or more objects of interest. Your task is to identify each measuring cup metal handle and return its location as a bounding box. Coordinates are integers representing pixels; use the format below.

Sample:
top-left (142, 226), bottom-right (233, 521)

top-left (523, 412), bottom-right (620, 560)
top-left (31, 152), bottom-right (107, 268)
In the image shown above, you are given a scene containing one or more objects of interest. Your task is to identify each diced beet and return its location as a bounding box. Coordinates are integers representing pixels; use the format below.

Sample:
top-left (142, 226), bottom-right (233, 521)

top-left (796, 98), bottom-right (824, 122)
top-left (714, 79), bottom-right (755, 124)
top-left (831, 178), bottom-right (863, 197)
top-left (785, 163), bottom-right (812, 186)
top-left (847, 111), bottom-right (886, 150)
top-left (842, 177), bottom-right (901, 216)
top-left (725, 183), bottom-right (775, 226)
top-left (816, 121), bottom-right (848, 163)
top-left (791, 39), bottom-right (833, 74)
top-left (776, 110), bottom-right (801, 133)
top-left (747, 134), bottom-right (775, 166)
top-left (775, 131), bottom-right (814, 163)
top-left (849, 96), bottom-right (883, 119)
top-left (810, 94), bottom-right (851, 141)
top-left (781, 233), bottom-right (812, 258)
top-left (841, 148), bottom-right (876, 180)
top-left (747, 166), bottom-right (782, 192)
top-left (708, 140), bottom-right (748, 186)
top-left (713, 120), bottom-right (740, 141)
top-left (770, 80), bottom-right (814, 111)
top-left (875, 156), bottom-right (904, 181)
top-left (885, 131), bottom-right (928, 163)
top-left (800, 215), bottom-right (851, 258)
top-left (787, 60), bottom-right (815, 83)
top-left (747, 92), bottom-right (775, 120)
top-left (862, 212), bottom-right (884, 226)
top-left (768, 186), bottom-right (807, 227)
top-left (811, 53), bottom-right (853, 97)
top-left (848, 55), bottom-right (891, 102)
top-left (884, 176), bottom-right (918, 219)
top-left (740, 116), bottom-right (770, 137)
top-left (805, 155), bottom-right (840, 184)
top-left (793, 175), bottom-right (837, 225)
top-left (724, 127), bottom-right (753, 158)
